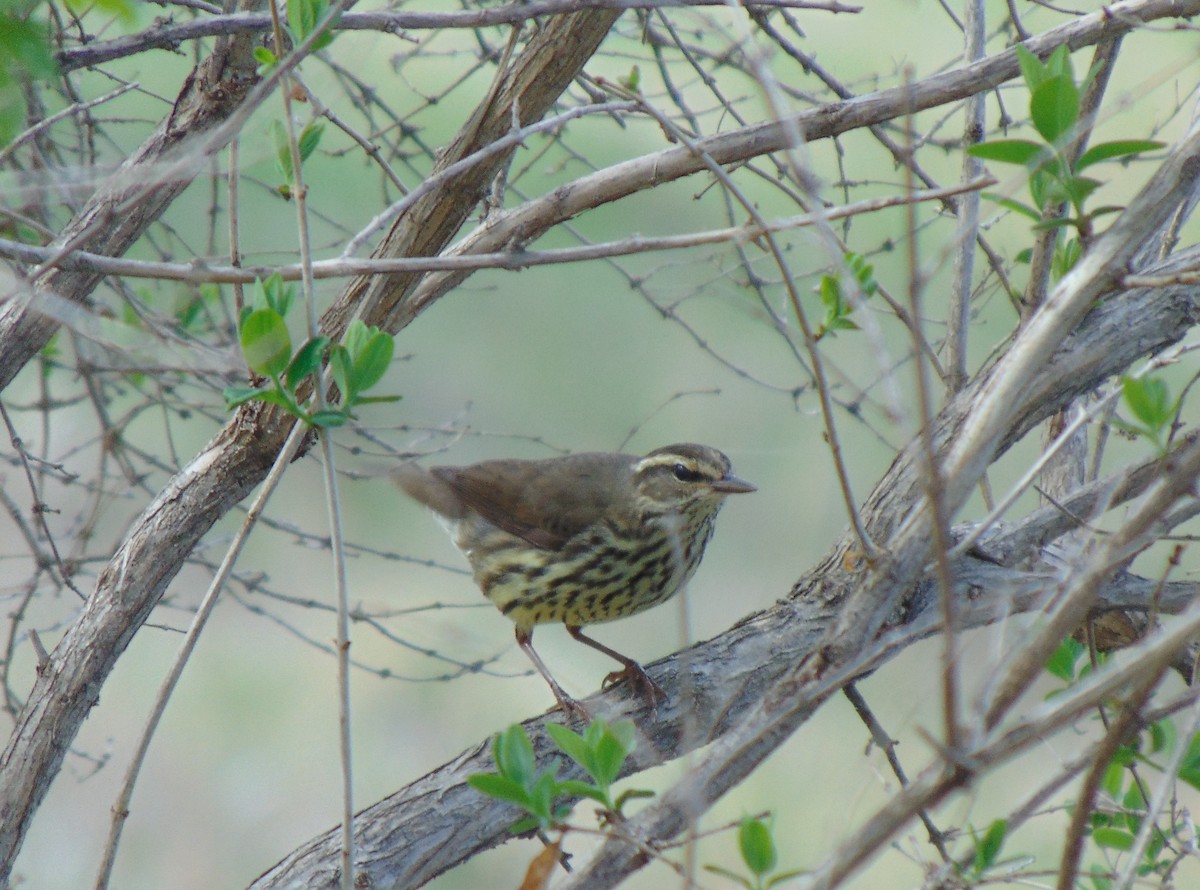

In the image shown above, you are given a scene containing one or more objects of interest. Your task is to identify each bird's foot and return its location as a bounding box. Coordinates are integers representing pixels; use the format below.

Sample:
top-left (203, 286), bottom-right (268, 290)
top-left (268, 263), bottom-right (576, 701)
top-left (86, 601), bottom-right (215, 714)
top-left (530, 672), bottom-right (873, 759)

top-left (549, 688), bottom-right (592, 722)
top-left (602, 662), bottom-right (664, 715)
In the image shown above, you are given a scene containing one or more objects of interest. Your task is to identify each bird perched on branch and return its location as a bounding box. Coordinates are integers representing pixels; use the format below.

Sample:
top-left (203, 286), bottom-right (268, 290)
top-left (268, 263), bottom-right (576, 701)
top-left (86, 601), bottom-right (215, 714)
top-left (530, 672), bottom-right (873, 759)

top-left (395, 443), bottom-right (755, 717)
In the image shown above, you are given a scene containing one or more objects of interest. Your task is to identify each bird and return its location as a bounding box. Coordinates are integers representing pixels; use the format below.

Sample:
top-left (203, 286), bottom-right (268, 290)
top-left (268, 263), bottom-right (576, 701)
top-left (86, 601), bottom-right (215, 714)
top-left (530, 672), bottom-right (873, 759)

top-left (394, 443), bottom-right (755, 717)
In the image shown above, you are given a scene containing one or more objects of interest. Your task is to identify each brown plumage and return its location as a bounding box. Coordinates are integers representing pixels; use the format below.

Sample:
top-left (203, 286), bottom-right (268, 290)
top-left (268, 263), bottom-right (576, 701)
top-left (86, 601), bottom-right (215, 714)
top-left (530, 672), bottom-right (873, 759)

top-left (395, 443), bottom-right (754, 716)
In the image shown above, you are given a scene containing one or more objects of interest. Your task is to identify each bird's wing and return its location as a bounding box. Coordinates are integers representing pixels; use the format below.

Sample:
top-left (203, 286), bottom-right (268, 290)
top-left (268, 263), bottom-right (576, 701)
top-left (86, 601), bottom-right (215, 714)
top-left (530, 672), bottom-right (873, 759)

top-left (436, 452), bottom-right (632, 551)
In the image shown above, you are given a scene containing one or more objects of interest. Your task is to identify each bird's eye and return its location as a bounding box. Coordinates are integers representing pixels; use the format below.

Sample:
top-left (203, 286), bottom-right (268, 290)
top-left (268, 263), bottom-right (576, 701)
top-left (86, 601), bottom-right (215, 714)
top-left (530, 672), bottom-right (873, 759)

top-left (672, 463), bottom-right (703, 482)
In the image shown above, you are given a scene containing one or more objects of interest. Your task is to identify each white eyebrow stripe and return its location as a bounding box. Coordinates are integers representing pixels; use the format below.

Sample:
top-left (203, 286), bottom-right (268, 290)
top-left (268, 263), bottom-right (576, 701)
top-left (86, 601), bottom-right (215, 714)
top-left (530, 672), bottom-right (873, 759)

top-left (634, 454), bottom-right (693, 474)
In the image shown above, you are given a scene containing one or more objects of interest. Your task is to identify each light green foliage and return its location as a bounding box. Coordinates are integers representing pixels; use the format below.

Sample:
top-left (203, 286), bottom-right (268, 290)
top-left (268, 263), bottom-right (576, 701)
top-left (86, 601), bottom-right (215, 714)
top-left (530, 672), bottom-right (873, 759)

top-left (963, 819), bottom-right (1008, 882)
top-left (968, 45), bottom-right (1161, 276)
top-left (273, 119), bottom-right (324, 194)
top-left (467, 724), bottom-right (569, 835)
top-left (468, 719), bottom-right (649, 835)
top-left (0, 0), bottom-right (59, 147)
top-left (704, 815), bottom-right (803, 890)
top-left (73, 0), bottom-right (135, 20)
top-left (1, 0), bottom-right (142, 146)
top-left (1041, 638), bottom-right (1193, 882)
top-left (253, 0), bottom-right (337, 72)
top-left (1044, 635), bottom-right (1088, 684)
top-left (223, 274), bottom-right (399, 427)
top-left (546, 718), bottom-right (652, 814)
top-left (1114, 374), bottom-right (1177, 454)
top-left (815, 252), bottom-right (877, 340)
top-left (253, 45), bottom-right (278, 72)
top-left (287, 0), bottom-right (337, 51)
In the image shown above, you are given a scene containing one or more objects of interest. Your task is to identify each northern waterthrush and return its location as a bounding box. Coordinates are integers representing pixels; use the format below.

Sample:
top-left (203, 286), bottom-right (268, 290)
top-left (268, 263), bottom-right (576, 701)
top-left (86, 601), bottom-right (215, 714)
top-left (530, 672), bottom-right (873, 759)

top-left (395, 443), bottom-right (754, 716)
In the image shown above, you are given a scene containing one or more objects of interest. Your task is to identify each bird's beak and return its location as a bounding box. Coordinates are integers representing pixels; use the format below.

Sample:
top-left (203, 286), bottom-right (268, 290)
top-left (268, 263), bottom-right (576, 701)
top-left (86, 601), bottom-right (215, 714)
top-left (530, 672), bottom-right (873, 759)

top-left (711, 474), bottom-right (756, 494)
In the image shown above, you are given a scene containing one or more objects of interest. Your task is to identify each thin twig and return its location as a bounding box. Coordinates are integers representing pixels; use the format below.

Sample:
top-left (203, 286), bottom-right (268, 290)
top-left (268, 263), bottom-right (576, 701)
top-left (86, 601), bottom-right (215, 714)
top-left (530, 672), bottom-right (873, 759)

top-left (842, 683), bottom-right (951, 863)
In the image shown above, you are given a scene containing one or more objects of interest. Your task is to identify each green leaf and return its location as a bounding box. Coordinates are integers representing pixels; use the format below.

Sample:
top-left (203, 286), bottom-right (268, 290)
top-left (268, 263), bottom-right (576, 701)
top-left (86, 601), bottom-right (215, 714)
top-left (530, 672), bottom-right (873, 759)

top-left (846, 252), bottom-right (877, 295)
top-left (272, 119), bottom-right (293, 183)
top-left (1122, 375), bottom-right (1173, 428)
top-left (1149, 718), bottom-right (1175, 755)
top-left (85, 0), bottom-right (137, 20)
top-left (297, 122), bottom-right (324, 162)
top-left (1028, 157), bottom-right (1072, 210)
top-left (967, 139), bottom-right (1048, 166)
top-left (494, 725), bottom-right (536, 787)
top-left (1101, 758), bottom-right (1125, 801)
top-left (1146, 830), bottom-right (1166, 863)
top-left (286, 335), bottom-right (329, 390)
top-left (226, 386), bottom-right (293, 413)
top-left (0, 78), bottom-right (25, 150)
top-left (239, 309), bottom-right (292, 377)
top-left (0, 15), bottom-right (58, 81)
top-left (288, 0), bottom-right (325, 40)
top-left (348, 330), bottom-right (393, 394)
top-left (508, 815), bottom-right (541, 835)
top-left (308, 409), bottom-right (349, 428)
top-left (739, 817), bottom-right (777, 876)
top-left (343, 318), bottom-right (370, 357)
top-left (972, 819), bottom-right (1007, 874)
top-left (818, 274), bottom-right (840, 311)
top-left (1014, 44), bottom-right (1047, 91)
top-left (1089, 863), bottom-right (1114, 890)
top-left (1176, 733), bottom-right (1200, 790)
top-left (257, 273), bottom-right (293, 317)
top-left (555, 780), bottom-right (608, 806)
top-left (1045, 637), bottom-right (1083, 681)
top-left (286, 0), bottom-right (337, 52)
top-left (1076, 140), bottom-right (1163, 171)
top-left (1031, 216), bottom-right (1074, 233)
top-left (1092, 827), bottom-right (1134, 851)
top-left (981, 193), bottom-right (1042, 221)
top-left (352, 394), bottom-right (403, 406)
top-left (591, 734), bottom-right (628, 788)
top-left (1052, 238), bottom-right (1082, 279)
top-left (329, 344), bottom-right (352, 400)
top-left (1043, 44), bottom-right (1074, 82)
top-left (223, 384), bottom-right (272, 409)
top-left (528, 770), bottom-right (561, 823)
top-left (253, 46), bottom-right (277, 68)
top-left (546, 723), bottom-right (591, 772)
top-left (467, 772), bottom-right (531, 808)
top-left (1122, 783), bottom-right (1146, 833)
top-left (1030, 75), bottom-right (1079, 144)
top-left (1061, 175), bottom-right (1102, 208)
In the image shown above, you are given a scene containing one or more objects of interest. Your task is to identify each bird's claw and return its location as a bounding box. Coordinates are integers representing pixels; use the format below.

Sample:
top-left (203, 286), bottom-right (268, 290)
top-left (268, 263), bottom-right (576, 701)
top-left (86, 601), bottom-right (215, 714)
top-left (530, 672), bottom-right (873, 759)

top-left (602, 663), bottom-right (664, 715)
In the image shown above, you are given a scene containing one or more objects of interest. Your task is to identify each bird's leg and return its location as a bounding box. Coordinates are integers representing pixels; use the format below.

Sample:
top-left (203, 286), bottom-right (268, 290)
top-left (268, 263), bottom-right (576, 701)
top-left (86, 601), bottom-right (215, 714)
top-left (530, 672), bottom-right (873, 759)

top-left (516, 626), bottom-right (591, 721)
top-left (566, 624), bottom-right (665, 711)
